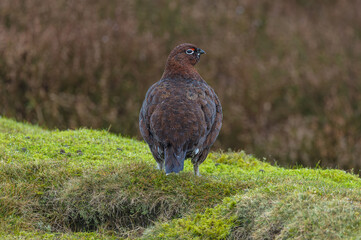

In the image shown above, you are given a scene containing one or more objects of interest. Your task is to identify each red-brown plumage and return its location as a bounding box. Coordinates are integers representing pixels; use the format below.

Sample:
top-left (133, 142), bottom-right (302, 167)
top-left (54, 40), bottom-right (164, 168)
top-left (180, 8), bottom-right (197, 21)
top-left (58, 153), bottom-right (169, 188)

top-left (139, 43), bottom-right (222, 175)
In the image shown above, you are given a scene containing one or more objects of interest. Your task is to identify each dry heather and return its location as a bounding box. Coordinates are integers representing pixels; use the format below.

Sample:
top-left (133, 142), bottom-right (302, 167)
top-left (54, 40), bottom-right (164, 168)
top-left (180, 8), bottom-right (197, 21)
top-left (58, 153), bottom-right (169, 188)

top-left (1, 0), bottom-right (361, 172)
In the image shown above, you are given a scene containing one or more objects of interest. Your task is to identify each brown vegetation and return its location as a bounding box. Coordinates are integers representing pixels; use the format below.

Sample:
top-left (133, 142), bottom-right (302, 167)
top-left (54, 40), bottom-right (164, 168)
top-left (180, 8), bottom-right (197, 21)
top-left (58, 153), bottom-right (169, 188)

top-left (1, 0), bottom-right (361, 172)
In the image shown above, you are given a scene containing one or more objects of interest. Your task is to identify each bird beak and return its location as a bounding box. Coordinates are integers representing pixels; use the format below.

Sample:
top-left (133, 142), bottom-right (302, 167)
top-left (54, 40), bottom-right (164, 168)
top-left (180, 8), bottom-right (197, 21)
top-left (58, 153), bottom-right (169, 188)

top-left (197, 48), bottom-right (206, 55)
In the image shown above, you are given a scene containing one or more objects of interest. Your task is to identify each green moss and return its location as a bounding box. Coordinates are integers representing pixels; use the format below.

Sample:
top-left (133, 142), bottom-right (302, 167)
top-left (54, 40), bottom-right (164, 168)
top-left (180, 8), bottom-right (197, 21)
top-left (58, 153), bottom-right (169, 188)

top-left (142, 197), bottom-right (237, 239)
top-left (1, 117), bottom-right (361, 239)
top-left (230, 184), bottom-right (361, 239)
top-left (50, 162), bottom-right (241, 233)
top-left (145, 176), bottom-right (361, 239)
top-left (0, 117), bottom-right (241, 238)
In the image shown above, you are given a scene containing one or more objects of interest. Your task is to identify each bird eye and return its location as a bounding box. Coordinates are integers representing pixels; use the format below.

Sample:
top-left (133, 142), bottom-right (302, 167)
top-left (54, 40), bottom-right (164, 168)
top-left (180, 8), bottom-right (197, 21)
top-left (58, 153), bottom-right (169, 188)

top-left (186, 49), bottom-right (194, 55)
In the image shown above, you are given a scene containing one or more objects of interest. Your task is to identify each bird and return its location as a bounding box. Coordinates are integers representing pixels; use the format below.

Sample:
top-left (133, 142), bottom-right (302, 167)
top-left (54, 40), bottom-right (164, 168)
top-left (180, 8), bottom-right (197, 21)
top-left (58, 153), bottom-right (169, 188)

top-left (139, 43), bottom-right (222, 176)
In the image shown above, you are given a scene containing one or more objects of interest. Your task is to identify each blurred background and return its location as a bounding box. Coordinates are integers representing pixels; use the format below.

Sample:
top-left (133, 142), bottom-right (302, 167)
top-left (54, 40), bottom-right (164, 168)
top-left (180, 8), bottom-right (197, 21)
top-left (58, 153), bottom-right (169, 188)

top-left (1, 0), bottom-right (361, 173)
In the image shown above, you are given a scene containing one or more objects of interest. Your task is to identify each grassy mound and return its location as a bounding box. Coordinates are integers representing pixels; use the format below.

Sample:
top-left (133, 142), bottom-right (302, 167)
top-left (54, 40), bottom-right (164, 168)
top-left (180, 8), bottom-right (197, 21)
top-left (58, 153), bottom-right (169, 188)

top-left (1, 117), bottom-right (360, 239)
top-left (145, 173), bottom-right (361, 239)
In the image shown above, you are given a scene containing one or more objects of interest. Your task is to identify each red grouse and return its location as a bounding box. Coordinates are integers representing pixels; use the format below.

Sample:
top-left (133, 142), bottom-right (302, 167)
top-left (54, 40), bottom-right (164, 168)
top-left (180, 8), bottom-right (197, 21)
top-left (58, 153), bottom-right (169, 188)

top-left (139, 43), bottom-right (222, 175)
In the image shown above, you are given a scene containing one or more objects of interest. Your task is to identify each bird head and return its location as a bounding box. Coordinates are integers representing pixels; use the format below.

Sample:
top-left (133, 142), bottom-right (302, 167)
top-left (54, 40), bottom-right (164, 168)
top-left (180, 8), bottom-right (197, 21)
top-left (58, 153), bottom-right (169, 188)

top-left (167, 43), bottom-right (206, 66)
top-left (162, 43), bottom-right (206, 80)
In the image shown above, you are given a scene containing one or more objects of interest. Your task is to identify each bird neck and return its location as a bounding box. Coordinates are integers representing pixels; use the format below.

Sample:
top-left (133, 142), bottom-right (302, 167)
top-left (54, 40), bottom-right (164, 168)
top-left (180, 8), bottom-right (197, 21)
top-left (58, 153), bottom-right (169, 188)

top-left (161, 61), bottom-right (202, 81)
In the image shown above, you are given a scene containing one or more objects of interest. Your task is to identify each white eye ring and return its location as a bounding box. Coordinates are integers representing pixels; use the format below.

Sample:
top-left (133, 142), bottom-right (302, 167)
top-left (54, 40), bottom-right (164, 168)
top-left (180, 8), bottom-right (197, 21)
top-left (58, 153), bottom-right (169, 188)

top-left (186, 49), bottom-right (194, 55)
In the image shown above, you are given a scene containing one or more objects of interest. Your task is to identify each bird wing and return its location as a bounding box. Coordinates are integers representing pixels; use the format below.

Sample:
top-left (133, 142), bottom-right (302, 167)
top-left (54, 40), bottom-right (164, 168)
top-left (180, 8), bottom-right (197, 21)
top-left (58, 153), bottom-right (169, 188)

top-left (139, 81), bottom-right (168, 164)
top-left (203, 87), bottom-right (222, 147)
top-left (139, 82), bottom-right (158, 145)
top-left (195, 83), bottom-right (222, 146)
top-left (192, 85), bottom-right (222, 166)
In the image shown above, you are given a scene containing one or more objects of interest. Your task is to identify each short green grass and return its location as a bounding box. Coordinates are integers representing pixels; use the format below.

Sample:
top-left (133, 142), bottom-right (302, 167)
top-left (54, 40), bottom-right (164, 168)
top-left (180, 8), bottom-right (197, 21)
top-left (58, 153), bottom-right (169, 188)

top-left (1, 116), bottom-right (361, 239)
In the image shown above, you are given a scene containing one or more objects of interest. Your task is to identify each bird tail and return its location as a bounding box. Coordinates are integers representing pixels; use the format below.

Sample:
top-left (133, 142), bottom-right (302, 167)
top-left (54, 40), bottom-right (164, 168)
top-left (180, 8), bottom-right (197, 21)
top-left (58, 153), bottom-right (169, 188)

top-left (164, 145), bottom-right (186, 174)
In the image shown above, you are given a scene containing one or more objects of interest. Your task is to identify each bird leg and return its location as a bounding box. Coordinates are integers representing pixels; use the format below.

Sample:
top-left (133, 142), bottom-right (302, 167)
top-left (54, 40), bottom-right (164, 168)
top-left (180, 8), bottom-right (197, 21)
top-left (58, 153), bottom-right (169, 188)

top-left (193, 164), bottom-right (200, 176)
top-left (192, 148), bottom-right (211, 176)
top-left (157, 161), bottom-right (165, 170)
